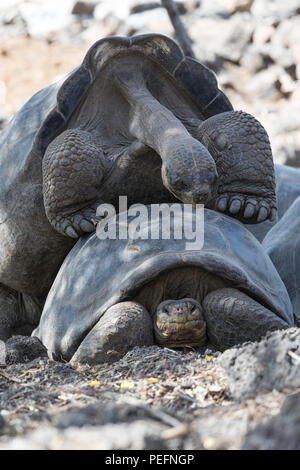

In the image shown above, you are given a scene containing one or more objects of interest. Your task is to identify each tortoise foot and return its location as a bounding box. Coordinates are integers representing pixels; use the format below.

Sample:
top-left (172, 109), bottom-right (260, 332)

top-left (71, 302), bottom-right (154, 365)
top-left (43, 129), bottom-right (105, 238)
top-left (203, 288), bottom-right (289, 351)
top-left (215, 194), bottom-right (277, 224)
top-left (196, 110), bottom-right (277, 224)
top-left (54, 203), bottom-right (100, 239)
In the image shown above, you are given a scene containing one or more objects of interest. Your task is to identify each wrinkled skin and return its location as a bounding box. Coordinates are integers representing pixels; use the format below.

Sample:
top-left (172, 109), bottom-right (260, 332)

top-left (153, 298), bottom-right (207, 347)
top-left (43, 65), bottom-right (276, 240)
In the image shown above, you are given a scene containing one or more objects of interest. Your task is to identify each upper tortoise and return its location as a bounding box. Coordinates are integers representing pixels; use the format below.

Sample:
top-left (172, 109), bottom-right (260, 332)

top-left (0, 34), bottom-right (276, 339)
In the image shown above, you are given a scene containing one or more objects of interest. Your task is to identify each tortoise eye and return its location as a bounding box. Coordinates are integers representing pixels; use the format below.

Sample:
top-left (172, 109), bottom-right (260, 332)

top-left (212, 132), bottom-right (228, 151)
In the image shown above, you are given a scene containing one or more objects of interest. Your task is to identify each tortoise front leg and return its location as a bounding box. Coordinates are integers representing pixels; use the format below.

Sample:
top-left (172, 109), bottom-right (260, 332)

top-left (195, 111), bottom-right (277, 224)
top-left (203, 288), bottom-right (289, 351)
top-left (43, 129), bottom-right (105, 238)
top-left (71, 301), bottom-right (154, 365)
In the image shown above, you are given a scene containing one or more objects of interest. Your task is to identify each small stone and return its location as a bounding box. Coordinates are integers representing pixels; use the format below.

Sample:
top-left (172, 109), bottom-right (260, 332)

top-left (72, 1), bottom-right (97, 16)
top-left (219, 328), bottom-right (300, 400)
top-left (5, 335), bottom-right (48, 365)
top-left (220, 0), bottom-right (254, 14)
top-left (242, 394), bottom-right (300, 450)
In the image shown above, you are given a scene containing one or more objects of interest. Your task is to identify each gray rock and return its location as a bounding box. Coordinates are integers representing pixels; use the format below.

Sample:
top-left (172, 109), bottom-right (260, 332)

top-left (260, 43), bottom-right (295, 70)
top-left (242, 393), bottom-right (300, 450)
top-left (191, 13), bottom-right (254, 66)
top-left (130, 1), bottom-right (196, 15)
top-left (130, 1), bottom-right (162, 15)
top-left (274, 138), bottom-right (300, 168)
top-left (187, 416), bottom-right (248, 450)
top-left (0, 1), bottom-right (26, 39)
top-left (54, 401), bottom-right (160, 429)
top-left (2, 420), bottom-right (170, 450)
top-left (239, 44), bottom-right (271, 73)
top-left (251, 0), bottom-right (300, 22)
top-left (5, 335), bottom-right (48, 365)
top-left (219, 0), bottom-right (254, 14)
top-left (124, 8), bottom-right (173, 36)
top-left (220, 328), bottom-right (300, 400)
top-left (18, 0), bottom-right (74, 40)
top-left (94, 0), bottom-right (130, 22)
top-left (271, 16), bottom-right (300, 68)
top-left (252, 23), bottom-right (275, 46)
top-left (246, 65), bottom-right (294, 101)
top-left (72, 1), bottom-right (97, 16)
top-left (194, 0), bottom-right (229, 18)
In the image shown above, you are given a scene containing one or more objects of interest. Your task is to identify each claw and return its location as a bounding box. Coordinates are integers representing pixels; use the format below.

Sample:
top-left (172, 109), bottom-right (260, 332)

top-left (244, 203), bottom-right (255, 219)
top-left (65, 226), bottom-right (79, 239)
top-left (79, 219), bottom-right (96, 232)
top-left (269, 208), bottom-right (277, 223)
top-left (257, 206), bottom-right (268, 222)
top-left (217, 197), bottom-right (228, 212)
top-left (229, 199), bottom-right (242, 214)
top-left (89, 215), bottom-right (102, 223)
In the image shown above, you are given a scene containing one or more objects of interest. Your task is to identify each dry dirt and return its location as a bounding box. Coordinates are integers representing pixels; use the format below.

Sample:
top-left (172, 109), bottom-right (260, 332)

top-left (0, 36), bottom-right (86, 115)
top-left (0, 344), bottom-right (294, 450)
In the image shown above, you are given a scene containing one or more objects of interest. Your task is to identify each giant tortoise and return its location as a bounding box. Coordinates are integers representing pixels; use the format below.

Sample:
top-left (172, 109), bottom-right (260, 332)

top-left (263, 195), bottom-right (300, 326)
top-left (247, 164), bottom-right (300, 242)
top-left (34, 206), bottom-right (293, 364)
top-left (0, 34), bottom-right (277, 339)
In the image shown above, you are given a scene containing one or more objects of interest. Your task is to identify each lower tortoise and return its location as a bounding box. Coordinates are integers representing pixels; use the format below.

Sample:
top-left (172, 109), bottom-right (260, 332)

top-left (34, 206), bottom-right (293, 364)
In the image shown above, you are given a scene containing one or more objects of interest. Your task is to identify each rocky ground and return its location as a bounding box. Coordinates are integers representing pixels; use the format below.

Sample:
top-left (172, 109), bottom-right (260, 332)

top-left (0, 0), bottom-right (300, 166)
top-left (0, 328), bottom-right (299, 450)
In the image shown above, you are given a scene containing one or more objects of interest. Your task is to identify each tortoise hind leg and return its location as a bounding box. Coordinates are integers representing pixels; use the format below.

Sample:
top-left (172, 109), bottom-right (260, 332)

top-left (71, 301), bottom-right (154, 365)
top-left (0, 283), bottom-right (41, 340)
top-left (203, 288), bottom-right (289, 351)
top-left (195, 111), bottom-right (277, 224)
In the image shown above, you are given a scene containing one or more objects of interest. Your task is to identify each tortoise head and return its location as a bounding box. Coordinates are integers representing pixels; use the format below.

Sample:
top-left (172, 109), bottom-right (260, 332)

top-left (161, 137), bottom-right (218, 205)
top-left (153, 298), bottom-right (207, 348)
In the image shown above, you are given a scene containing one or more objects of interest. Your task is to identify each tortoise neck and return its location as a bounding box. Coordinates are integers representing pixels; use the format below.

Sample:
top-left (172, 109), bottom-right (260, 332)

top-left (114, 67), bottom-right (192, 161)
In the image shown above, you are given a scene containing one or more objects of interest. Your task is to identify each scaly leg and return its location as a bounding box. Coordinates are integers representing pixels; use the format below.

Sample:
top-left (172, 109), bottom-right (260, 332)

top-left (43, 129), bottom-right (105, 238)
top-left (71, 301), bottom-right (154, 364)
top-left (203, 288), bottom-right (289, 351)
top-left (196, 111), bottom-right (277, 224)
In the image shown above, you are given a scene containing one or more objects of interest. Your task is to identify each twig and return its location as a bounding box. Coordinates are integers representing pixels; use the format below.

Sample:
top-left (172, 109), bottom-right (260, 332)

top-left (175, 390), bottom-right (196, 403)
top-left (288, 350), bottom-right (300, 362)
top-left (161, 422), bottom-right (192, 440)
top-left (104, 392), bottom-right (181, 427)
top-left (0, 370), bottom-right (22, 383)
top-left (161, 0), bottom-right (195, 58)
